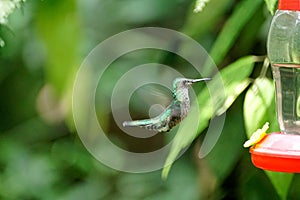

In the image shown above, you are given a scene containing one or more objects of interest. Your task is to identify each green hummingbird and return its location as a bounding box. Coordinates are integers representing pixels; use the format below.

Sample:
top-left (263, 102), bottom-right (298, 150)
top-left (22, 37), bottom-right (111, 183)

top-left (123, 77), bottom-right (211, 132)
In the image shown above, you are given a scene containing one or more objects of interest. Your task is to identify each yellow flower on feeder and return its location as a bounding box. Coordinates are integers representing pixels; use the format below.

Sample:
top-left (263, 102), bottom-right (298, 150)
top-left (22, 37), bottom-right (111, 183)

top-left (243, 122), bottom-right (269, 148)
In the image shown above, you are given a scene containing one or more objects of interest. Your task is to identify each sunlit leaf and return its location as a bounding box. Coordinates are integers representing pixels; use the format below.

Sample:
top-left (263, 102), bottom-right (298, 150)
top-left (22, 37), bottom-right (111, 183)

top-left (193, 0), bottom-right (210, 13)
top-left (162, 56), bottom-right (256, 178)
top-left (36, 0), bottom-right (82, 127)
top-left (243, 78), bottom-right (278, 137)
top-left (0, 0), bottom-right (25, 24)
top-left (36, 0), bottom-right (81, 95)
top-left (0, 0), bottom-right (26, 47)
top-left (264, 0), bottom-right (277, 15)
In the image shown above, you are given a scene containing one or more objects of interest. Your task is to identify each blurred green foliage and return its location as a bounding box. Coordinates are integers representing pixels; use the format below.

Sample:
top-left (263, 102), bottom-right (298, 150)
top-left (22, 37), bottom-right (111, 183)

top-left (1, 0), bottom-right (300, 199)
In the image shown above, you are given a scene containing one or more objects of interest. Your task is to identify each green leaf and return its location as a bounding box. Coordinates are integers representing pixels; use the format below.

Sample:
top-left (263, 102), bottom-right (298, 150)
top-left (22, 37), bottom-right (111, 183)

top-left (35, 0), bottom-right (82, 127)
top-left (205, 109), bottom-right (245, 184)
top-left (0, 0), bottom-right (26, 47)
top-left (264, 0), bottom-right (277, 15)
top-left (36, 0), bottom-right (81, 95)
top-left (207, 56), bottom-right (259, 117)
top-left (204, 0), bottom-right (262, 74)
top-left (182, 0), bottom-right (231, 38)
top-left (288, 175), bottom-right (300, 198)
top-left (265, 171), bottom-right (293, 200)
top-left (244, 78), bottom-right (291, 199)
top-left (162, 56), bottom-right (256, 178)
top-left (0, 0), bottom-right (25, 25)
top-left (243, 77), bottom-right (279, 137)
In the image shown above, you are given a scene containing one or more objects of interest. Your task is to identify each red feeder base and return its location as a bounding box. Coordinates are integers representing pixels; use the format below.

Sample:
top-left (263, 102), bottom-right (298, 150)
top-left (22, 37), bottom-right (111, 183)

top-left (250, 132), bottom-right (300, 173)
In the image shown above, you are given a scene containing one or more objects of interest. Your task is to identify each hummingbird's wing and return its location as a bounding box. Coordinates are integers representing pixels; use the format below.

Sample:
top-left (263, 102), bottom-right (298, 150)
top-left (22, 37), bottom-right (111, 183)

top-left (123, 106), bottom-right (173, 132)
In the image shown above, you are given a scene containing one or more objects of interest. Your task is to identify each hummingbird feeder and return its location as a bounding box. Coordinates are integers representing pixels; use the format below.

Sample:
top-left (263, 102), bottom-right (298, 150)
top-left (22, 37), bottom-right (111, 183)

top-left (250, 132), bottom-right (300, 173)
top-left (249, 0), bottom-right (300, 173)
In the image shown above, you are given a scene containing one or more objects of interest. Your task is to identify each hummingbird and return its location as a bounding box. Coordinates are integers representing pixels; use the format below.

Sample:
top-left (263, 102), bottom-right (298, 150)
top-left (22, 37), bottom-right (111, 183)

top-left (122, 77), bottom-right (212, 132)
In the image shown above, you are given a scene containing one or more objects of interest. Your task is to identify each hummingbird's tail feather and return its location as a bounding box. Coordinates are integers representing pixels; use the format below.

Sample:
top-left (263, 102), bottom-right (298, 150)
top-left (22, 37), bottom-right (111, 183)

top-left (122, 119), bottom-right (153, 127)
top-left (123, 115), bottom-right (170, 132)
top-left (189, 77), bottom-right (212, 83)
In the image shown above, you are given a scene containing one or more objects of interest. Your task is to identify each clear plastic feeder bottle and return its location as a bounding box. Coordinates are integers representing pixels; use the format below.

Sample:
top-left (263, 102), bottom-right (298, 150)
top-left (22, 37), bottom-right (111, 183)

top-left (267, 0), bottom-right (300, 134)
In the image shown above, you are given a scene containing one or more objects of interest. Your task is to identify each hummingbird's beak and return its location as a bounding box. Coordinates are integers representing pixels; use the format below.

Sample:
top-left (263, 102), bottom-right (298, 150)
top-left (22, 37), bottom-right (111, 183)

top-left (187, 77), bottom-right (212, 84)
